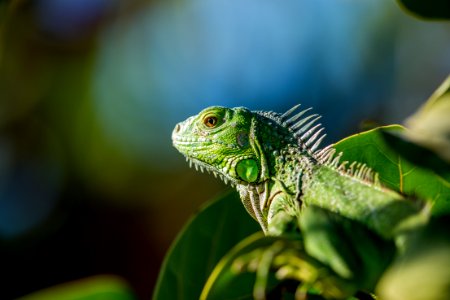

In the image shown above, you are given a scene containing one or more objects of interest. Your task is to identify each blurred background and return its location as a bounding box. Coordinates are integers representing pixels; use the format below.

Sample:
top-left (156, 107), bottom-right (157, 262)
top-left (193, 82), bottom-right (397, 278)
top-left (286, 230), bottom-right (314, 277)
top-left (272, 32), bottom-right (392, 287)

top-left (0, 0), bottom-right (449, 298)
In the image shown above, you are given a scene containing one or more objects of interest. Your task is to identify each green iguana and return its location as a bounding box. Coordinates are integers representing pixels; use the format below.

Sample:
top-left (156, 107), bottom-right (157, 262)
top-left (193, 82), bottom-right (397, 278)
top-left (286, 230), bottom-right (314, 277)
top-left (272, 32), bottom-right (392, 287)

top-left (171, 105), bottom-right (429, 299)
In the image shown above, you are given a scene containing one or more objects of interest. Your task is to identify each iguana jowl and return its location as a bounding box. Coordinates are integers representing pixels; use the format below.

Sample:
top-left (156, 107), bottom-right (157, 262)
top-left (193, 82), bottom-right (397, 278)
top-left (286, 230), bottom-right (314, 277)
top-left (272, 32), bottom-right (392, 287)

top-left (172, 105), bottom-right (424, 238)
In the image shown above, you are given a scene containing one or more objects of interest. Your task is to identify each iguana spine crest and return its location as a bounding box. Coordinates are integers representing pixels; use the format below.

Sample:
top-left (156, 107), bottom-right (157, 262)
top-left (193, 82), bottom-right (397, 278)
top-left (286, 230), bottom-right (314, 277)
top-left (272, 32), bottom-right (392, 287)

top-left (257, 104), bottom-right (378, 185)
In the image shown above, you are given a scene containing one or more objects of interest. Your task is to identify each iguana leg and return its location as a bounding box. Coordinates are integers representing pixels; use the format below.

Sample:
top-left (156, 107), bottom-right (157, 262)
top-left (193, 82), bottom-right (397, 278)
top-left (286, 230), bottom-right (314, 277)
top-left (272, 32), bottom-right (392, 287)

top-left (232, 237), bottom-right (356, 300)
top-left (230, 205), bottom-right (395, 300)
top-left (267, 190), bottom-right (301, 236)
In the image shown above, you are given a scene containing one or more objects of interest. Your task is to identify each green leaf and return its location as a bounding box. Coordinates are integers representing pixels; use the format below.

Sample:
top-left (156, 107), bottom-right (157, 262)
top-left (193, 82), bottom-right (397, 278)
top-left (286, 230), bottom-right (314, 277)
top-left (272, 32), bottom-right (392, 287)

top-left (411, 75), bottom-right (450, 113)
top-left (18, 275), bottom-right (135, 300)
top-left (153, 191), bottom-right (260, 300)
top-left (300, 206), bottom-right (395, 290)
top-left (376, 215), bottom-right (450, 300)
top-left (405, 75), bottom-right (450, 163)
top-left (380, 130), bottom-right (450, 182)
top-left (396, 0), bottom-right (450, 19)
top-left (200, 233), bottom-right (281, 300)
top-left (333, 125), bottom-right (450, 216)
top-left (201, 230), bottom-right (358, 300)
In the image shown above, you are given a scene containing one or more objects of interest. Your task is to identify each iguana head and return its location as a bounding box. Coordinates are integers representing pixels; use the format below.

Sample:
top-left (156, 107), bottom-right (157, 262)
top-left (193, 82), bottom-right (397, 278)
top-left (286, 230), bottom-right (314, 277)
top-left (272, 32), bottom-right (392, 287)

top-left (172, 106), bottom-right (267, 186)
top-left (172, 105), bottom-right (329, 187)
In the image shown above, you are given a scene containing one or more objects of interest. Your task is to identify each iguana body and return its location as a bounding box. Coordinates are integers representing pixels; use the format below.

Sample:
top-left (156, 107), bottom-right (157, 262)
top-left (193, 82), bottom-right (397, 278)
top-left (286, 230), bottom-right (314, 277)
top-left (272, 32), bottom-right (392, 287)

top-left (172, 105), bottom-right (424, 238)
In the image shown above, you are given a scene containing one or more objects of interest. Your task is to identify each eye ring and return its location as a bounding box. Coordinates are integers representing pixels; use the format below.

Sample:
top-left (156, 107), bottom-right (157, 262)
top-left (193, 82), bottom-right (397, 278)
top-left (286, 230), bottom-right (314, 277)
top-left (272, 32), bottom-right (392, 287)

top-left (204, 116), bottom-right (218, 128)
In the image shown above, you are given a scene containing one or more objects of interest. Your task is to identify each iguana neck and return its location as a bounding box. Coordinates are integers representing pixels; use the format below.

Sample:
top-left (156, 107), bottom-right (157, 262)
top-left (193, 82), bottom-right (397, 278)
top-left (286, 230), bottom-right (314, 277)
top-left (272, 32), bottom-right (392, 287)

top-left (237, 124), bottom-right (315, 233)
top-left (252, 123), bottom-right (425, 238)
top-left (270, 145), bottom-right (314, 193)
top-left (251, 113), bottom-right (316, 194)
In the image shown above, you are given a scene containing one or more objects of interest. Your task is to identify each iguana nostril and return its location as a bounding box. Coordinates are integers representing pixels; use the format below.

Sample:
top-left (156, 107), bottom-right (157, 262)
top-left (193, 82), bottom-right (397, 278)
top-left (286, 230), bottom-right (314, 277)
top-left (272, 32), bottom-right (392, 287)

top-left (172, 124), bottom-right (182, 141)
top-left (174, 123), bottom-right (181, 133)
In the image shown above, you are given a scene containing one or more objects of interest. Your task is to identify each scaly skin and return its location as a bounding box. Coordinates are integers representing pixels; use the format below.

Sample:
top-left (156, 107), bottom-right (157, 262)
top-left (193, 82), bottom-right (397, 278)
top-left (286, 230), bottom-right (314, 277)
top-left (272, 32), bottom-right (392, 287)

top-left (172, 105), bottom-right (424, 238)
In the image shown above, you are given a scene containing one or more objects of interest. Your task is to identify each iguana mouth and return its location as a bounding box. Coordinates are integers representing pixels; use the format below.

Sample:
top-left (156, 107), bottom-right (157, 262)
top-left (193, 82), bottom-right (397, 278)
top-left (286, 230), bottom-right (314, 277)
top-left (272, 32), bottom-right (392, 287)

top-left (183, 156), bottom-right (242, 187)
top-left (172, 136), bottom-right (211, 143)
top-left (172, 136), bottom-right (214, 155)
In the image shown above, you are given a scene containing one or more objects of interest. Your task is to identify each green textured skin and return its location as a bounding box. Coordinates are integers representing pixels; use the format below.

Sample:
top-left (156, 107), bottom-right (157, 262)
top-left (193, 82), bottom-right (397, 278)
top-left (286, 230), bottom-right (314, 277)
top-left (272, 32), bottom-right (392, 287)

top-left (301, 165), bottom-right (422, 239)
top-left (172, 106), bottom-right (424, 238)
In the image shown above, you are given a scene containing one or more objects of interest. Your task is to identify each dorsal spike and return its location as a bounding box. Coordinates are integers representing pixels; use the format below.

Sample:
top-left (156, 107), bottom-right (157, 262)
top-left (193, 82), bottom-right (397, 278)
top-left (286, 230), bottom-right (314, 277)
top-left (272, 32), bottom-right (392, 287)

top-left (303, 126), bottom-right (324, 145)
top-left (356, 164), bottom-right (365, 178)
top-left (363, 167), bottom-right (370, 178)
top-left (348, 161), bottom-right (357, 175)
top-left (331, 152), bottom-right (343, 167)
top-left (254, 104), bottom-right (331, 159)
top-left (374, 173), bottom-right (381, 186)
top-left (337, 161), bottom-right (349, 172)
top-left (280, 104), bottom-right (302, 119)
top-left (293, 115), bottom-right (322, 135)
top-left (363, 168), bottom-right (372, 180)
top-left (325, 149), bottom-right (337, 163)
top-left (314, 144), bottom-right (332, 157)
top-left (310, 133), bottom-right (327, 152)
top-left (290, 114), bottom-right (319, 131)
top-left (306, 127), bottom-right (325, 143)
top-left (283, 108), bottom-right (313, 126)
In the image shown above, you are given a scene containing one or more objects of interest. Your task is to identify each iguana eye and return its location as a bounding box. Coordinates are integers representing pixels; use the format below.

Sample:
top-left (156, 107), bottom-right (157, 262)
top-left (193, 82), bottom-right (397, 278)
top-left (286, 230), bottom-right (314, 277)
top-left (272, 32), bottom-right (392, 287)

top-left (204, 116), bottom-right (218, 128)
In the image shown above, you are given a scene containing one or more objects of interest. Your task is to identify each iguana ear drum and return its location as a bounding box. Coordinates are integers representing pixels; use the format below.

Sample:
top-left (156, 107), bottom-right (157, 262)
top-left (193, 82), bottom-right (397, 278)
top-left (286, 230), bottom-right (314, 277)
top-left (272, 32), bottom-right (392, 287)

top-left (236, 132), bottom-right (249, 148)
top-left (236, 159), bottom-right (259, 183)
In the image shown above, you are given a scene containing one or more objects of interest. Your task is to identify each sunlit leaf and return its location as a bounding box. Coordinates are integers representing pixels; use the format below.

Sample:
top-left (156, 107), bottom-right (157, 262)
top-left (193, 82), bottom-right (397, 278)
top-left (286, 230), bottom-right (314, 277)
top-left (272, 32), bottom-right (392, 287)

top-left (333, 125), bottom-right (450, 215)
top-left (405, 75), bottom-right (450, 162)
top-left (153, 191), bottom-right (260, 300)
top-left (411, 75), bottom-right (450, 113)
top-left (18, 275), bottom-right (135, 300)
